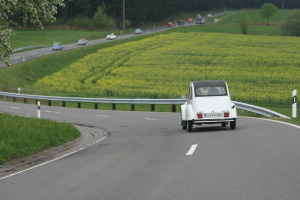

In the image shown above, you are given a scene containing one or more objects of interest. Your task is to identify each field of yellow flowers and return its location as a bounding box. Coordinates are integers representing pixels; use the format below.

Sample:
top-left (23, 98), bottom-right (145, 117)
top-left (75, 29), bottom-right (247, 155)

top-left (34, 32), bottom-right (299, 105)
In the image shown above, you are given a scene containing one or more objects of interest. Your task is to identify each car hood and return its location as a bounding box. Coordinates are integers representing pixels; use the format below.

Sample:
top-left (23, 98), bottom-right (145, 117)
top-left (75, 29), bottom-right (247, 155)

top-left (194, 96), bottom-right (232, 113)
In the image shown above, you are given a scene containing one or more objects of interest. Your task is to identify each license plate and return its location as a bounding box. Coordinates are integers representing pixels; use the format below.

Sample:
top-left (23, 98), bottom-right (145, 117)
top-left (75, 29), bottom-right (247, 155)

top-left (204, 113), bottom-right (223, 118)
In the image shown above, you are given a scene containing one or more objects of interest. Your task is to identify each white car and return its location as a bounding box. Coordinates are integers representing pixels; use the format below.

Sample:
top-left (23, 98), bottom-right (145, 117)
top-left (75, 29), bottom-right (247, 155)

top-left (77, 38), bottom-right (88, 45)
top-left (181, 80), bottom-right (237, 132)
top-left (106, 33), bottom-right (117, 40)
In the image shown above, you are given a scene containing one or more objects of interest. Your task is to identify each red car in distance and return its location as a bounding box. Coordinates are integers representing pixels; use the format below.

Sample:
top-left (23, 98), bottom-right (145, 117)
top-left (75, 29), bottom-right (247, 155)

top-left (188, 18), bottom-right (193, 23)
top-left (167, 22), bottom-right (174, 28)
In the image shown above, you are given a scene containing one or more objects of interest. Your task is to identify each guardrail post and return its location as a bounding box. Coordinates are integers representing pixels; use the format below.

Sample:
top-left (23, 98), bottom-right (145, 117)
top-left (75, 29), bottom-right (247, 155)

top-left (62, 101), bottom-right (66, 107)
top-left (172, 104), bottom-right (177, 112)
top-left (172, 104), bottom-right (176, 112)
top-left (78, 102), bottom-right (81, 108)
top-left (24, 98), bottom-right (27, 104)
top-left (151, 104), bottom-right (155, 112)
top-left (95, 103), bottom-right (98, 109)
top-left (131, 104), bottom-right (135, 111)
top-left (13, 97), bottom-right (16, 102)
top-left (48, 100), bottom-right (51, 106)
top-left (112, 103), bottom-right (116, 110)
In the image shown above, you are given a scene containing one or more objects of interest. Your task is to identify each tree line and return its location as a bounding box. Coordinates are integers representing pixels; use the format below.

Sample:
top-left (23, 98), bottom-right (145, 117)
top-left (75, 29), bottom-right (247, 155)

top-left (56, 0), bottom-right (300, 27)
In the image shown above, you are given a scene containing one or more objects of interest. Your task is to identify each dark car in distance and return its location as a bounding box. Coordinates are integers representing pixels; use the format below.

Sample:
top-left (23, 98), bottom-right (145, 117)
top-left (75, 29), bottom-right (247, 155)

top-left (178, 20), bottom-right (184, 25)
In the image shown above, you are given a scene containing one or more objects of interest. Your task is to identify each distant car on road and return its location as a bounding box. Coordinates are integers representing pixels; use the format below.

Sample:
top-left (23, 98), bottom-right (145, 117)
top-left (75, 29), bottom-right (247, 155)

top-left (207, 13), bottom-right (212, 18)
top-left (188, 18), bottom-right (193, 23)
top-left (178, 20), bottom-right (184, 25)
top-left (195, 18), bottom-right (206, 24)
top-left (77, 38), bottom-right (88, 45)
top-left (106, 33), bottom-right (117, 40)
top-left (52, 43), bottom-right (64, 51)
top-left (134, 28), bottom-right (143, 35)
top-left (181, 80), bottom-right (237, 132)
top-left (167, 22), bottom-right (174, 28)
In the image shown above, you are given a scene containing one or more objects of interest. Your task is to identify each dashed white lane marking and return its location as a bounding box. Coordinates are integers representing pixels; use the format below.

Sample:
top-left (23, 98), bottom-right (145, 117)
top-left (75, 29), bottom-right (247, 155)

top-left (45, 111), bottom-right (60, 114)
top-left (96, 115), bottom-right (110, 117)
top-left (10, 107), bottom-right (19, 109)
top-left (186, 144), bottom-right (198, 155)
top-left (145, 118), bottom-right (158, 121)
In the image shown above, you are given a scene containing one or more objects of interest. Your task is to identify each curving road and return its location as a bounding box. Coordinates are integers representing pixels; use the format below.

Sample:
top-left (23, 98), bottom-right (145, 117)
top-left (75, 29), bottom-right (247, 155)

top-left (0, 101), bottom-right (300, 200)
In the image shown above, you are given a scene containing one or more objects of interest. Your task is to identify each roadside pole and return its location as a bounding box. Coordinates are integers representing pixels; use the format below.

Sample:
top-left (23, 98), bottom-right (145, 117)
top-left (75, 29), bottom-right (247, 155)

top-left (292, 90), bottom-right (297, 118)
top-left (37, 101), bottom-right (41, 118)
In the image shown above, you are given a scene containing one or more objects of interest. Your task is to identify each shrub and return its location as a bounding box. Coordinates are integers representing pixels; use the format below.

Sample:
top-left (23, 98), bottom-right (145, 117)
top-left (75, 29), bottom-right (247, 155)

top-left (281, 10), bottom-right (300, 36)
top-left (237, 15), bottom-right (249, 34)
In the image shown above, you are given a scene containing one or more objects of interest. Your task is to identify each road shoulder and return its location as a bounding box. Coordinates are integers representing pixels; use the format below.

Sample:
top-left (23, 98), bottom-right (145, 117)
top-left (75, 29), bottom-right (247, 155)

top-left (0, 125), bottom-right (107, 178)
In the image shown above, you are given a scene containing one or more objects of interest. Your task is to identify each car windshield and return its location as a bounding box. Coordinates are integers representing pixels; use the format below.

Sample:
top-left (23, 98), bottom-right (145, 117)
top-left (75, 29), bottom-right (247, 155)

top-left (195, 86), bottom-right (227, 96)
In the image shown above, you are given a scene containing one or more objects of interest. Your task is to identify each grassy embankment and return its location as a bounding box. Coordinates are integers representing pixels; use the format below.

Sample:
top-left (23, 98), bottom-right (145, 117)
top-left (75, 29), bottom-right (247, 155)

top-left (0, 112), bottom-right (80, 164)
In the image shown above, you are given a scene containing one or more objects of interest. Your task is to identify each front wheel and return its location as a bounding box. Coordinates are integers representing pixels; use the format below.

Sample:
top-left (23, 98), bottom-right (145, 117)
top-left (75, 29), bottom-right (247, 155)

top-left (187, 121), bottom-right (193, 132)
top-left (230, 120), bottom-right (236, 129)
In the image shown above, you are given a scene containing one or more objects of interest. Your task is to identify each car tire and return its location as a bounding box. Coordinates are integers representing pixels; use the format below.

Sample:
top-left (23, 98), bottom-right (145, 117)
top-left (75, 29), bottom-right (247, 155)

top-left (230, 120), bottom-right (236, 129)
top-left (182, 120), bottom-right (187, 130)
top-left (187, 120), bottom-right (193, 132)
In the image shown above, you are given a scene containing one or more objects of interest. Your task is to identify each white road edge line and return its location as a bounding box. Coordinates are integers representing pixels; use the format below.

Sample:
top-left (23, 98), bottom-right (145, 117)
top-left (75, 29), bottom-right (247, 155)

top-left (0, 135), bottom-right (107, 180)
top-left (243, 116), bottom-right (300, 130)
top-left (96, 115), bottom-right (110, 117)
top-left (186, 144), bottom-right (198, 155)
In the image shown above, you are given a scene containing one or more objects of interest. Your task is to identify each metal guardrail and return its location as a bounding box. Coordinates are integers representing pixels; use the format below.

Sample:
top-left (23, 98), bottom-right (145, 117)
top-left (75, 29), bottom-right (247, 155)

top-left (232, 101), bottom-right (290, 119)
top-left (0, 91), bottom-right (291, 119)
top-left (13, 45), bottom-right (51, 53)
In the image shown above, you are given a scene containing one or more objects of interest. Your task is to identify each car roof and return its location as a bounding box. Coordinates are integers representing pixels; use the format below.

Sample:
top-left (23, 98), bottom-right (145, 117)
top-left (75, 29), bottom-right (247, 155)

top-left (192, 80), bottom-right (227, 88)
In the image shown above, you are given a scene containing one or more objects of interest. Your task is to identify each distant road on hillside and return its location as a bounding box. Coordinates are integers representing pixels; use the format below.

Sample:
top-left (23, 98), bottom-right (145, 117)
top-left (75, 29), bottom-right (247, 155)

top-left (0, 11), bottom-right (236, 68)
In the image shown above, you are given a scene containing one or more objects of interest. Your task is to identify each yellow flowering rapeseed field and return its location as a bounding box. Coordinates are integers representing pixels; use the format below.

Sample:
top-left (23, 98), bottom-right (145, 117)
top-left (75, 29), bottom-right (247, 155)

top-left (34, 32), bottom-right (300, 105)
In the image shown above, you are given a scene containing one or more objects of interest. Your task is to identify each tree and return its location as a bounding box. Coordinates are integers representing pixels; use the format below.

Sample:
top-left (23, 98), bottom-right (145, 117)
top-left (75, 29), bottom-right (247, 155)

top-left (0, 0), bottom-right (64, 65)
top-left (281, 10), bottom-right (300, 36)
top-left (260, 3), bottom-right (278, 25)
top-left (92, 4), bottom-right (116, 28)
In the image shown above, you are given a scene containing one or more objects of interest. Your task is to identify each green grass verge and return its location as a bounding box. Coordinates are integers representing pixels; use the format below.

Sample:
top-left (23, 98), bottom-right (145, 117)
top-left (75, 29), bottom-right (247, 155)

top-left (0, 112), bottom-right (80, 164)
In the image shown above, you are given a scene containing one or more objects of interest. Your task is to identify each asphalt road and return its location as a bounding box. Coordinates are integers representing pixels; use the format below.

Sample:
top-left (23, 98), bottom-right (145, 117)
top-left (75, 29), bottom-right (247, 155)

top-left (0, 101), bottom-right (300, 200)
